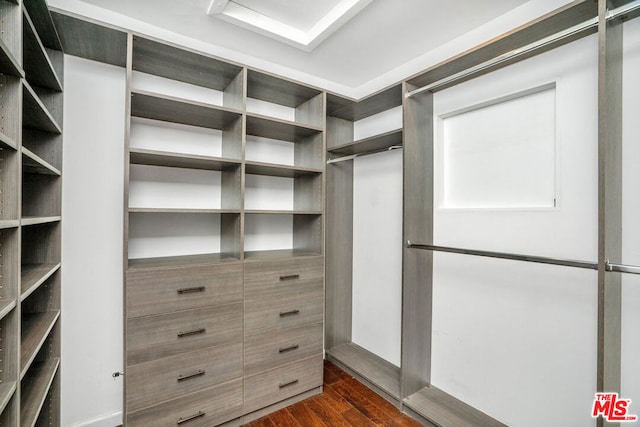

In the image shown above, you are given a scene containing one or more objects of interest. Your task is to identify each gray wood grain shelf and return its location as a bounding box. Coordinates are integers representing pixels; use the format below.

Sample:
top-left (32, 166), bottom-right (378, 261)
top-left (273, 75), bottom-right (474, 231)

top-left (245, 161), bottom-right (322, 178)
top-left (129, 148), bottom-right (241, 171)
top-left (0, 37), bottom-right (24, 78)
top-left (246, 114), bottom-right (322, 142)
top-left (128, 208), bottom-right (241, 214)
top-left (0, 131), bottom-right (18, 150)
top-left (0, 382), bottom-right (17, 415)
top-left (328, 129), bottom-right (403, 156)
top-left (19, 358), bottom-right (59, 427)
top-left (0, 298), bottom-right (17, 321)
top-left (244, 210), bottom-right (323, 215)
top-left (128, 253), bottom-right (241, 271)
top-left (22, 148), bottom-right (61, 176)
top-left (20, 311), bottom-right (60, 378)
top-left (131, 90), bottom-right (241, 130)
top-left (23, 9), bottom-right (63, 91)
top-left (327, 84), bottom-right (403, 121)
top-left (243, 249), bottom-right (321, 261)
top-left (23, 0), bottom-right (62, 51)
top-left (0, 220), bottom-right (20, 230)
top-left (133, 36), bottom-right (243, 91)
top-left (20, 263), bottom-right (60, 302)
top-left (403, 386), bottom-right (508, 427)
top-left (21, 217), bottom-right (61, 227)
top-left (22, 81), bottom-right (62, 134)
top-left (326, 342), bottom-right (401, 399)
top-left (247, 70), bottom-right (322, 108)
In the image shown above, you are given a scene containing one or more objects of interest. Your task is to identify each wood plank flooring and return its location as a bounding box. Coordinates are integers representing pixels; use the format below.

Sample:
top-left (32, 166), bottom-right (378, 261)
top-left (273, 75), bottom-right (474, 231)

top-left (244, 360), bottom-right (433, 427)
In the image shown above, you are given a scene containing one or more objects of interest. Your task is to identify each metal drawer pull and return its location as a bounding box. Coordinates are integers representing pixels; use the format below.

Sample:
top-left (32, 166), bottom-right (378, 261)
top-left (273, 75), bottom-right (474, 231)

top-left (177, 328), bottom-right (206, 338)
top-left (279, 344), bottom-right (299, 353)
top-left (177, 369), bottom-right (206, 382)
top-left (279, 274), bottom-right (300, 281)
top-left (177, 411), bottom-right (205, 424)
top-left (177, 286), bottom-right (206, 294)
top-left (279, 379), bottom-right (299, 389)
top-left (279, 309), bottom-right (300, 317)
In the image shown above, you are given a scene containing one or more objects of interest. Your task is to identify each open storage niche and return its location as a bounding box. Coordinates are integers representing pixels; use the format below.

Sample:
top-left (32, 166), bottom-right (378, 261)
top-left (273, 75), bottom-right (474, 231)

top-left (0, 0), bottom-right (22, 78)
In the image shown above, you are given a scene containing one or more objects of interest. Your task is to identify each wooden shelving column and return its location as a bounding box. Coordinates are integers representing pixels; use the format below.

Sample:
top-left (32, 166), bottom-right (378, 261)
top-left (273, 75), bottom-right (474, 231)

top-left (0, 0), bottom-right (63, 425)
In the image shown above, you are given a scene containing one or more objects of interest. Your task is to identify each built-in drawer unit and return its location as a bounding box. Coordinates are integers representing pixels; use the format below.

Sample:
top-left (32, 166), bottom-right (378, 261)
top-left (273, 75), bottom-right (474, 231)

top-left (243, 354), bottom-right (323, 415)
top-left (244, 256), bottom-right (323, 299)
top-left (244, 288), bottom-right (323, 333)
top-left (127, 341), bottom-right (243, 413)
top-left (127, 378), bottom-right (243, 427)
top-left (126, 262), bottom-right (243, 318)
top-left (126, 303), bottom-right (242, 366)
top-left (244, 322), bottom-right (323, 376)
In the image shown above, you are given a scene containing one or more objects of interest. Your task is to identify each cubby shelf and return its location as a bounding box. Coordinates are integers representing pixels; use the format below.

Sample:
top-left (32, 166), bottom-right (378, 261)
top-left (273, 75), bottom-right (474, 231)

top-left (23, 9), bottom-right (63, 91)
top-left (0, 382), bottom-right (17, 415)
top-left (21, 216), bottom-right (61, 226)
top-left (130, 90), bottom-right (242, 130)
top-left (247, 69), bottom-right (322, 109)
top-left (23, 0), bottom-right (63, 51)
top-left (246, 113), bottom-right (322, 141)
top-left (128, 208), bottom-right (241, 214)
top-left (0, 38), bottom-right (24, 78)
top-left (20, 311), bottom-right (60, 377)
top-left (328, 128), bottom-right (403, 156)
top-left (22, 147), bottom-right (61, 175)
top-left (0, 299), bottom-right (17, 321)
top-left (243, 249), bottom-right (321, 261)
top-left (0, 220), bottom-right (20, 230)
top-left (21, 263), bottom-right (61, 301)
top-left (244, 161), bottom-right (322, 178)
top-left (244, 210), bottom-right (323, 215)
top-left (129, 148), bottom-right (241, 171)
top-left (20, 358), bottom-right (59, 427)
top-left (22, 81), bottom-right (62, 134)
top-left (128, 253), bottom-right (241, 271)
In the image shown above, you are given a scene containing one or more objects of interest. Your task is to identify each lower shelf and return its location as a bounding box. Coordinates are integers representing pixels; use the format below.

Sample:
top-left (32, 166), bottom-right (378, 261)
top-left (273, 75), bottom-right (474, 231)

top-left (21, 311), bottom-right (60, 377)
top-left (0, 381), bottom-right (17, 415)
top-left (20, 358), bottom-right (60, 427)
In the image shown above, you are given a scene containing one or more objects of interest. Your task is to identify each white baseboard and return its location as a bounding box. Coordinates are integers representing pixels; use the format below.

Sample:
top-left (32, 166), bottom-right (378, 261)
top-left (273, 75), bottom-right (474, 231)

top-left (71, 411), bottom-right (123, 427)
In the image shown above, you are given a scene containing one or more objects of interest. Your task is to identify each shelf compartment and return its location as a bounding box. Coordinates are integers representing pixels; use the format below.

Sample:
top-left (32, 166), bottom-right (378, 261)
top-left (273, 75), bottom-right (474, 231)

top-left (20, 311), bottom-right (60, 377)
top-left (328, 128), bottom-right (403, 156)
top-left (0, 0), bottom-right (22, 78)
top-left (244, 213), bottom-right (322, 256)
top-left (244, 210), bottom-right (323, 215)
top-left (22, 129), bottom-right (62, 172)
top-left (245, 161), bottom-right (322, 178)
top-left (23, 9), bottom-right (63, 91)
top-left (130, 90), bottom-right (242, 130)
top-left (0, 228), bottom-right (19, 302)
top-left (129, 148), bottom-right (241, 171)
top-left (0, 76), bottom-right (22, 149)
top-left (21, 217), bottom-right (61, 226)
top-left (327, 85), bottom-right (403, 122)
top-left (23, 0), bottom-right (63, 51)
top-left (243, 249), bottom-right (322, 261)
top-left (22, 81), bottom-right (62, 134)
top-left (246, 113), bottom-right (322, 142)
top-left (0, 308), bottom-right (18, 390)
top-left (21, 222), bottom-right (61, 277)
top-left (19, 358), bottom-right (59, 427)
top-left (0, 382), bottom-right (17, 416)
top-left (129, 208), bottom-right (241, 214)
top-left (22, 173), bottom-right (61, 219)
top-left (128, 253), bottom-right (241, 271)
top-left (21, 263), bottom-right (60, 302)
top-left (0, 38), bottom-right (23, 78)
top-left (22, 147), bottom-right (60, 175)
top-left (247, 69), bottom-right (322, 111)
top-left (0, 147), bottom-right (20, 221)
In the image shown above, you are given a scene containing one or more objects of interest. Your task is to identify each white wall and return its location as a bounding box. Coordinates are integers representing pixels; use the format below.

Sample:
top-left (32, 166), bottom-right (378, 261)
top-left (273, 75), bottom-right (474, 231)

top-left (62, 55), bottom-right (125, 427)
top-left (431, 34), bottom-right (599, 427)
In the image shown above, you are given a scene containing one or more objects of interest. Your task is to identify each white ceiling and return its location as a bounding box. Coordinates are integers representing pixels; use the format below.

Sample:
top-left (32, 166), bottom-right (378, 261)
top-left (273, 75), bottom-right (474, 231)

top-left (51, 0), bottom-right (571, 97)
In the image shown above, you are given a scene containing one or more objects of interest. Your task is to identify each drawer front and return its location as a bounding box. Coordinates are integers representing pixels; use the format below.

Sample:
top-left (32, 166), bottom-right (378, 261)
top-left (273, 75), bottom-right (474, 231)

top-left (243, 354), bottom-right (323, 415)
top-left (127, 379), bottom-right (243, 427)
top-left (244, 256), bottom-right (323, 299)
top-left (244, 322), bottom-right (323, 376)
top-left (245, 288), bottom-right (323, 334)
top-left (127, 263), bottom-right (243, 318)
top-left (127, 341), bottom-right (243, 413)
top-left (127, 303), bottom-right (242, 366)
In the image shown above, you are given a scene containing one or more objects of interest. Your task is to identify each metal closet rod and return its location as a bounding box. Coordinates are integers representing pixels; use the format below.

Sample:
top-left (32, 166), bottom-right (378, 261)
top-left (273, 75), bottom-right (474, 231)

top-left (607, 262), bottom-right (640, 275)
top-left (327, 145), bottom-right (402, 164)
top-left (406, 0), bottom-right (640, 98)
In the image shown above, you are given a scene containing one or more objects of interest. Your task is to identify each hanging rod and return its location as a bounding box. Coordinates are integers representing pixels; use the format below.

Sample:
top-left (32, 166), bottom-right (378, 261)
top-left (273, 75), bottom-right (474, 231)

top-left (405, 241), bottom-right (598, 270)
top-left (406, 0), bottom-right (640, 98)
top-left (606, 262), bottom-right (640, 275)
top-left (327, 145), bottom-right (402, 164)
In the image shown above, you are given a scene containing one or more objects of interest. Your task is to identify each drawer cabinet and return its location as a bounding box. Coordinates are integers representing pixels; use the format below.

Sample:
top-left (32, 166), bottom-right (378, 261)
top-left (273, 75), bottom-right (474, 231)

top-left (244, 288), bottom-right (323, 333)
top-left (244, 256), bottom-right (323, 298)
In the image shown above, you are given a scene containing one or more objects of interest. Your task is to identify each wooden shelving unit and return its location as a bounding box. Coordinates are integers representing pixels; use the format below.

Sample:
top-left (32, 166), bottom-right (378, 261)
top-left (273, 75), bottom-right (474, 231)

top-left (20, 311), bottom-right (60, 376)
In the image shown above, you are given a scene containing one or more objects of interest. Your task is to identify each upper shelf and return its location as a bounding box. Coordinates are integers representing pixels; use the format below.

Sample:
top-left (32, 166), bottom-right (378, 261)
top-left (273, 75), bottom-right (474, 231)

top-left (0, 130), bottom-right (18, 151)
top-left (132, 36), bottom-right (243, 91)
top-left (245, 161), bottom-right (322, 178)
top-left (130, 148), bottom-right (241, 171)
top-left (246, 113), bottom-right (322, 142)
top-left (328, 129), bottom-right (403, 156)
top-left (247, 69), bottom-right (322, 108)
top-left (23, 0), bottom-right (63, 51)
top-left (128, 253), bottom-right (241, 271)
top-left (22, 147), bottom-right (61, 175)
top-left (130, 90), bottom-right (242, 130)
top-left (23, 9), bottom-right (63, 91)
top-left (22, 80), bottom-right (62, 134)
top-left (327, 84), bottom-right (403, 122)
top-left (0, 37), bottom-right (24, 78)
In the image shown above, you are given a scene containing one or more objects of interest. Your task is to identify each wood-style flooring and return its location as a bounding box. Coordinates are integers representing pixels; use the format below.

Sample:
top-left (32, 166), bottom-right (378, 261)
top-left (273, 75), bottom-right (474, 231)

top-left (244, 360), bottom-right (433, 426)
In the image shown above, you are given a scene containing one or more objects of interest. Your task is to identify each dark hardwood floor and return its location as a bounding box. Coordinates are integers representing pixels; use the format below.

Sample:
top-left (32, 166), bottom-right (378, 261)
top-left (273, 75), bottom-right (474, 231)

top-left (244, 360), bottom-right (431, 426)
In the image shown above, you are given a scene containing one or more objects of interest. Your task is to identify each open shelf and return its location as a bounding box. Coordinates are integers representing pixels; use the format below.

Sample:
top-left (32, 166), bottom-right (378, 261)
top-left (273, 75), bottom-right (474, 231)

top-left (0, 298), bottom-right (16, 321)
top-left (244, 210), bottom-right (322, 215)
top-left (0, 131), bottom-right (18, 151)
top-left (21, 217), bottom-right (60, 227)
top-left (0, 382), bottom-right (16, 415)
top-left (0, 37), bottom-right (23, 78)
top-left (22, 147), bottom-right (60, 175)
top-left (20, 263), bottom-right (60, 301)
top-left (404, 386), bottom-right (507, 427)
top-left (327, 84), bottom-right (403, 122)
top-left (129, 208), bottom-right (241, 214)
top-left (245, 161), bottom-right (322, 178)
top-left (19, 358), bottom-right (59, 427)
top-left (0, 220), bottom-right (19, 230)
top-left (128, 252), bottom-right (241, 271)
top-left (22, 81), bottom-right (62, 134)
top-left (22, 9), bottom-right (63, 91)
top-left (246, 113), bottom-right (322, 142)
top-left (326, 342), bottom-right (401, 400)
top-left (328, 128), bottom-right (403, 156)
top-left (247, 69), bottom-right (322, 110)
top-left (130, 90), bottom-right (241, 130)
top-left (20, 311), bottom-right (60, 377)
top-left (243, 248), bottom-right (321, 261)
top-left (22, 0), bottom-right (62, 51)
top-left (129, 148), bottom-right (240, 171)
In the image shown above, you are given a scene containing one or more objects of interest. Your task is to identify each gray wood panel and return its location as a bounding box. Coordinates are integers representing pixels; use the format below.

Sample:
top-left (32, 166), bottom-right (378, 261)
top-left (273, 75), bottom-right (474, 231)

top-left (22, 10), bottom-right (62, 92)
top-left (19, 358), bottom-right (60, 427)
top-left (244, 288), bottom-right (323, 333)
top-left (243, 354), bottom-right (323, 414)
top-left (126, 303), bottom-right (242, 366)
top-left (293, 214), bottom-right (323, 254)
top-left (328, 129), bottom-right (403, 156)
top-left (22, 148), bottom-right (60, 176)
top-left (128, 253), bottom-right (240, 270)
top-left (246, 114), bottom-right (322, 142)
top-left (126, 341), bottom-right (243, 413)
top-left (22, 81), bottom-right (61, 134)
top-left (126, 262), bottom-right (243, 318)
top-left (294, 131), bottom-right (324, 170)
top-left (295, 93), bottom-right (324, 128)
top-left (0, 0), bottom-right (22, 75)
top-left (326, 84), bottom-right (403, 121)
top-left (20, 311), bottom-right (60, 376)
top-left (23, 0), bottom-right (62, 50)
top-left (22, 129), bottom-right (63, 173)
top-left (0, 147), bottom-right (19, 221)
top-left (21, 174), bottom-right (61, 218)
top-left (244, 256), bottom-right (323, 298)
top-left (0, 76), bottom-right (21, 147)
top-left (127, 379), bottom-right (243, 427)
top-left (129, 148), bottom-right (241, 171)
top-left (21, 222), bottom-right (61, 265)
top-left (223, 68), bottom-right (245, 111)
top-left (293, 173), bottom-right (323, 212)
top-left (244, 322), bottom-right (323, 376)
top-left (247, 69), bottom-right (322, 108)
top-left (245, 161), bottom-right (322, 178)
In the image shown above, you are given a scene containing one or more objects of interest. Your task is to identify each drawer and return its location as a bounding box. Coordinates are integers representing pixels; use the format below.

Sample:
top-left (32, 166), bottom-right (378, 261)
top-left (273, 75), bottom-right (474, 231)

top-left (127, 378), bottom-right (243, 427)
top-left (126, 263), bottom-right (242, 318)
top-left (245, 288), bottom-right (323, 334)
top-left (244, 322), bottom-right (323, 376)
top-left (127, 341), bottom-right (243, 413)
top-left (243, 354), bottom-right (323, 415)
top-left (244, 256), bottom-right (323, 299)
top-left (127, 303), bottom-right (242, 366)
